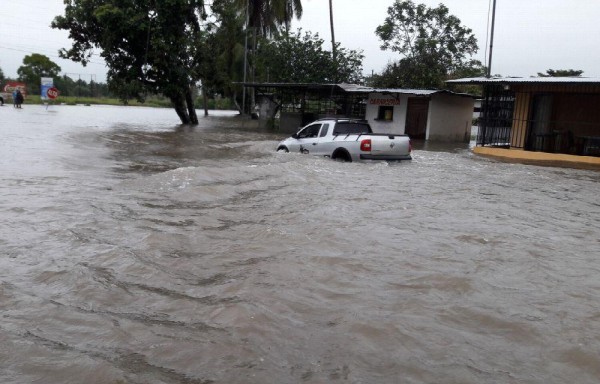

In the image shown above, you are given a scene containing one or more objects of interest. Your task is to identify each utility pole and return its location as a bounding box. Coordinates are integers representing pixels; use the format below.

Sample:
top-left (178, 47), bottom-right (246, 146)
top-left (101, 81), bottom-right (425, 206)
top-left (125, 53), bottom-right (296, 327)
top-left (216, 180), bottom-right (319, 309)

top-left (487, 0), bottom-right (497, 78)
top-left (242, 0), bottom-right (250, 115)
top-left (329, 0), bottom-right (337, 83)
top-left (329, 0), bottom-right (336, 60)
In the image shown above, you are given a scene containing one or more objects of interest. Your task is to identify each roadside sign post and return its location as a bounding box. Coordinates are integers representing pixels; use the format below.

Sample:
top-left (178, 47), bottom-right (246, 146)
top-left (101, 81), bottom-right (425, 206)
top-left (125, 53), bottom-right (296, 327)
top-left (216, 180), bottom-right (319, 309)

top-left (46, 87), bottom-right (59, 100)
top-left (41, 77), bottom-right (58, 109)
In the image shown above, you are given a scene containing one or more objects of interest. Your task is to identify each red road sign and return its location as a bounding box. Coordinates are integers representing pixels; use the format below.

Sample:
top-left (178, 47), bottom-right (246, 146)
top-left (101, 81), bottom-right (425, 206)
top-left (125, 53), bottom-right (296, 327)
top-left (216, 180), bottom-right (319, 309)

top-left (46, 87), bottom-right (59, 99)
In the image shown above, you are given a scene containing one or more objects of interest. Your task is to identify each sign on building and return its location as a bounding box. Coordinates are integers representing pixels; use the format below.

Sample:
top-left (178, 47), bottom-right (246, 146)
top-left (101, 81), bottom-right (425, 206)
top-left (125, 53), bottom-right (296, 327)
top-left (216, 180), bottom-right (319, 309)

top-left (3, 81), bottom-right (27, 98)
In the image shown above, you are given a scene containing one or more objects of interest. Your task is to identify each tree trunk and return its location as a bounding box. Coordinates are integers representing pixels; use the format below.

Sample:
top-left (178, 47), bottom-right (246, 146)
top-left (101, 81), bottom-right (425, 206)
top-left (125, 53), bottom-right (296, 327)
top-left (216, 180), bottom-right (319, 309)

top-left (185, 86), bottom-right (199, 124)
top-left (202, 85), bottom-right (209, 117)
top-left (172, 94), bottom-right (191, 124)
top-left (171, 87), bottom-right (199, 125)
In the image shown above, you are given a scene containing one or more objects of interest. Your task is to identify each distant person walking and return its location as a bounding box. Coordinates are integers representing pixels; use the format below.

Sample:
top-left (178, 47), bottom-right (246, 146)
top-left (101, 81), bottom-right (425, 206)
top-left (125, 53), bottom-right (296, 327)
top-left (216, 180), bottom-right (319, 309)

top-left (15, 90), bottom-right (24, 109)
top-left (12, 89), bottom-right (17, 107)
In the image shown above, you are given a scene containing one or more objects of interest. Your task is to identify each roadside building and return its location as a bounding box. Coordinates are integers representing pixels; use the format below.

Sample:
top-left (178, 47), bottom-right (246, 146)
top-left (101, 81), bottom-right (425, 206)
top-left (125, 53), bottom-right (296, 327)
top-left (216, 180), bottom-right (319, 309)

top-left (364, 89), bottom-right (474, 142)
top-left (2, 81), bottom-right (28, 103)
top-left (447, 77), bottom-right (600, 158)
top-left (246, 83), bottom-right (476, 142)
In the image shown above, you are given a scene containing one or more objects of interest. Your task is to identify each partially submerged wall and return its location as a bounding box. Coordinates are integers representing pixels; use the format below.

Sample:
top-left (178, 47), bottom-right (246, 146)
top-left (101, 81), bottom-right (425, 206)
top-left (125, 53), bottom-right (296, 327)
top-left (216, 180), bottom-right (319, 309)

top-left (427, 94), bottom-right (474, 142)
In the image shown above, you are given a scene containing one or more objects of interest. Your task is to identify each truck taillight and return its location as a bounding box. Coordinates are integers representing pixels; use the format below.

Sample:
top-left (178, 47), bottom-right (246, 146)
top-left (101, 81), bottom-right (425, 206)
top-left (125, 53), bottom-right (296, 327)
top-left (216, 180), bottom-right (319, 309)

top-left (360, 139), bottom-right (372, 152)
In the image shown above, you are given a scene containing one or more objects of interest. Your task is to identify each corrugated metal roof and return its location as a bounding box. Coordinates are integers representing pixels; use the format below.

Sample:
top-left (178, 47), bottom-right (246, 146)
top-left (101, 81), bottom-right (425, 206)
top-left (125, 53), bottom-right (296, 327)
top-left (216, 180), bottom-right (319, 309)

top-left (339, 84), bottom-right (475, 97)
top-left (373, 88), bottom-right (476, 98)
top-left (447, 76), bottom-right (600, 84)
top-left (371, 88), bottom-right (442, 95)
top-left (242, 82), bottom-right (476, 97)
top-left (337, 83), bottom-right (373, 92)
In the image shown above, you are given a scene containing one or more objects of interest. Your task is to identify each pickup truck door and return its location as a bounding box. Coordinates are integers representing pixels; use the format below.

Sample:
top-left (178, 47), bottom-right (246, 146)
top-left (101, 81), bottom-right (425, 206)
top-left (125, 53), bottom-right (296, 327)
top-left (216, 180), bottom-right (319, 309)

top-left (309, 123), bottom-right (331, 156)
top-left (288, 123), bottom-right (322, 154)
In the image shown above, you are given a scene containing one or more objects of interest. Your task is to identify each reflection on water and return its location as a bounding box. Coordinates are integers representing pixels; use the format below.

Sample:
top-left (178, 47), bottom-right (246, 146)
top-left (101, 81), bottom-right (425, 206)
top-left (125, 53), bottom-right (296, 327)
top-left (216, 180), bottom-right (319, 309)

top-left (1, 105), bottom-right (600, 383)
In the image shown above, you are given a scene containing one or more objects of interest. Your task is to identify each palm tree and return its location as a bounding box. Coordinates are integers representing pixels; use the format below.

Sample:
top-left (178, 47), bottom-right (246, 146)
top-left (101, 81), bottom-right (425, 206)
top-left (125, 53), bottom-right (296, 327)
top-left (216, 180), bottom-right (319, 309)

top-left (235, 0), bottom-right (302, 36)
top-left (236, 0), bottom-right (303, 112)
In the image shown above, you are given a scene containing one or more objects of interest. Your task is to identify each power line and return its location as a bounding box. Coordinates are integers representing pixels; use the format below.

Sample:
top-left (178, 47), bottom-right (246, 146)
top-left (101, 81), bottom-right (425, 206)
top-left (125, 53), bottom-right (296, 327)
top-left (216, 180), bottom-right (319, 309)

top-left (0, 45), bottom-right (106, 66)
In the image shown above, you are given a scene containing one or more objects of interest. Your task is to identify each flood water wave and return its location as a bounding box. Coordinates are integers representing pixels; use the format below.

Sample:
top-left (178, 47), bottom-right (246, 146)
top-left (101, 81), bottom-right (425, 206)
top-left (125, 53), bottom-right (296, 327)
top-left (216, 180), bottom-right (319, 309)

top-left (1, 105), bottom-right (600, 383)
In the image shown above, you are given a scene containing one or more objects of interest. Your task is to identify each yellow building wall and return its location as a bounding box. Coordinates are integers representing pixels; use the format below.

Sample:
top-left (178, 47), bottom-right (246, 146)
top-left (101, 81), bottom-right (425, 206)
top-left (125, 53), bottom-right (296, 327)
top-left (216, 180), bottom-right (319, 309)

top-left (508, 84), bottom-right (600, 148)
top-left (510, 92), bottom-right (530, 147)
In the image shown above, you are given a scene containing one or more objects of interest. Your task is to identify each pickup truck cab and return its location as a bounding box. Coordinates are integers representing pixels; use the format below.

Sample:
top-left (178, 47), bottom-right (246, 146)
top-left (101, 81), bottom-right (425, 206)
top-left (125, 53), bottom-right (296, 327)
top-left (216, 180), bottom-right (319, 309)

top-left (277, 119), bottom-right (412, 162)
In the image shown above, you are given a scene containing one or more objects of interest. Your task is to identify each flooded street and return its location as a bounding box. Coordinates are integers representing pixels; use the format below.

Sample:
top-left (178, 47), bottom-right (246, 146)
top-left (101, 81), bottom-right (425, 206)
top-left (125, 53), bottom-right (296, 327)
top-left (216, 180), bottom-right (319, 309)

top-left (1, 105), bottom-right (600, 384)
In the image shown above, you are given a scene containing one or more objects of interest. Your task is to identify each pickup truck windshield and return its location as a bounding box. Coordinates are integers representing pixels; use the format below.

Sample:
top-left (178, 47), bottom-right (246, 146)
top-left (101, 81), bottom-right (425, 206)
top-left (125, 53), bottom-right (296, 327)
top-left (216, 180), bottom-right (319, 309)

top-left (333, 122), bottom-right (372, 135)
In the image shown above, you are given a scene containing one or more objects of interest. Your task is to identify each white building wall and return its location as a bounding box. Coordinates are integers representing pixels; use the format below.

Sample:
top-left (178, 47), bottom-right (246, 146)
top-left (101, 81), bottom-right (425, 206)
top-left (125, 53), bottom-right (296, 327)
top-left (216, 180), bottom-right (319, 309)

top-left (426, 94), bottom-right (474, 142)
top-left (365, 93), bottom-right (409, 135)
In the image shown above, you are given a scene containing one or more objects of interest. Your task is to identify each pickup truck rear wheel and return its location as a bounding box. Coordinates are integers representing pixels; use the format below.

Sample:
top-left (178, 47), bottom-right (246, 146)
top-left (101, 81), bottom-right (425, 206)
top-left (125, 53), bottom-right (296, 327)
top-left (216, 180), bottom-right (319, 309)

top-left (277, 146), bottom-right (289, 153)
top-left (331, 148), bottom-right (352, 162)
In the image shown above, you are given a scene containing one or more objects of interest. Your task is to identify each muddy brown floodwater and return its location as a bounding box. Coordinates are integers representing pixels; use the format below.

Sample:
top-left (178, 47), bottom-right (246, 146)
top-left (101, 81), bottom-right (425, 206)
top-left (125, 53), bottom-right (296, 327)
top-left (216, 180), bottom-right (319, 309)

top-left (1, 105), bottom-right (600, 384)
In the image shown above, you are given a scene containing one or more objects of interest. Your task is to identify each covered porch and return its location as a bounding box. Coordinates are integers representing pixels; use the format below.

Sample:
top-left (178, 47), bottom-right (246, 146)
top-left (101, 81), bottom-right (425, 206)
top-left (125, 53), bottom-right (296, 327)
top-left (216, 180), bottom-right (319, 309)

top-left (448, 77), bottom-right (600, 157)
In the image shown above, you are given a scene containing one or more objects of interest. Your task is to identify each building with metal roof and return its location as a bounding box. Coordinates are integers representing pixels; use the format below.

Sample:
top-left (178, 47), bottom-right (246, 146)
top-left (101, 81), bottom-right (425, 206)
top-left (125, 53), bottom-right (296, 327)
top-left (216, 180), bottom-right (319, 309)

top-left (447, 77), bottom-right (600, 160)
top-left (245, 83), bottom-right (476, 142)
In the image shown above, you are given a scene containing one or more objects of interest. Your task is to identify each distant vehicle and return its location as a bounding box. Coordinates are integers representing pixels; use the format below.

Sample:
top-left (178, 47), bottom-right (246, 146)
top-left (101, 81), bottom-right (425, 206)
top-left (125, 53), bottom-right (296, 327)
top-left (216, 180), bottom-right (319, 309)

top-left (277, 119), bottom-right (412, 162)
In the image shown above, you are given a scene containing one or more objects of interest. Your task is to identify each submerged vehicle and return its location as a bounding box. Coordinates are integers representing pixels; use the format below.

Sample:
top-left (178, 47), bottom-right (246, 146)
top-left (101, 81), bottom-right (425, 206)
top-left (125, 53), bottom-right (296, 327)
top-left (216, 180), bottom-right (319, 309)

top-left (277, 119), bottom-right (412, 162)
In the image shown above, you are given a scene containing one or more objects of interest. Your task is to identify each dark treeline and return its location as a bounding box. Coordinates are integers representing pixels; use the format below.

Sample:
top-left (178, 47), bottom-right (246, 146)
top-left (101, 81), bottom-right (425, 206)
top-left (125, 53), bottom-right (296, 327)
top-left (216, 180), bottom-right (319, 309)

top-left (53, 75), bottom-right (112, 98)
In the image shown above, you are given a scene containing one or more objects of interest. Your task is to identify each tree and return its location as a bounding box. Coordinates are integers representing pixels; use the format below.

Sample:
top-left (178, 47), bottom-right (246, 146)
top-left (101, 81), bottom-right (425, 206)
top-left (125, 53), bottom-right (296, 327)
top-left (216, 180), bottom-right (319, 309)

top-left (236, 0), bottom-right (303, 36)
top-left (0, 66), bottom-right (5, 84)
top-left (233, 0), bottom-right (303, 112)
top-left (53, 0), bottom-right (207, 124)
top-left (537, 69), bottom-right (583, 77)
top-left (375, 0), bottom-right (479, 88)
top-left (17, 54), bottom-right (62, 95)
top-left (201, 0), bottom-right (247, 110)
top-left (255, 30), bottom-right (363, 84)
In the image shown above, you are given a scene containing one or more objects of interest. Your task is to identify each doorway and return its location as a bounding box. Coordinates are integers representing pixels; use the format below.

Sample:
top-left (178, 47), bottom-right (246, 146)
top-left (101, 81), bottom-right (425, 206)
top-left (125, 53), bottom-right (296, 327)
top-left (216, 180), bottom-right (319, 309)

top-left (526, 94), bottom-right (553, 151)
top-left (405, 98), bottom-right (430, 139)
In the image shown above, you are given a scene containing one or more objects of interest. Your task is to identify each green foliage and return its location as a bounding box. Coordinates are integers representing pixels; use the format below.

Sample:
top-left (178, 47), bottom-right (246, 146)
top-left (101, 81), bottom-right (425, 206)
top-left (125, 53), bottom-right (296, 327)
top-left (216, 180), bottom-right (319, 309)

top-left (201, 0), bottom-right (246, 104)
top-left (256, 29), bottom-right (364, 84)
top-left (374, 0), bottom-right (479, 88)
top-left (236, 0), bottom-right (303, 36)
top-left (17, 53), bottom-right (62, 95)
top-left (537, 69), bottom-right (584, 77)
top-left (54, 75), bottom-right (113, 98)
top-left (52, 0), bottom-right (207, 124)
top-left (0, 66), bottom-right (5, 83)
top-left (25, 94), bottom-right (171, 107)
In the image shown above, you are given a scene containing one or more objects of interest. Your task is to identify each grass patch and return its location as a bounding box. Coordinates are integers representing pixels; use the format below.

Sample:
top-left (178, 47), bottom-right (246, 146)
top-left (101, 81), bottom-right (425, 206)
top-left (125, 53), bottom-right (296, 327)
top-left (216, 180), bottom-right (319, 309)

top-left (22, 94), bottom-right (235, 110)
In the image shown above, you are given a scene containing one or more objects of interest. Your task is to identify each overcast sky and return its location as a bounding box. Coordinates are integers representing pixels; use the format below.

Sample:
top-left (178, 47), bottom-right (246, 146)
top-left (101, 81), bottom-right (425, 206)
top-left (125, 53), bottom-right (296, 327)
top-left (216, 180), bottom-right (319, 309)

top-left (1, 0), bottom-right (599, 84)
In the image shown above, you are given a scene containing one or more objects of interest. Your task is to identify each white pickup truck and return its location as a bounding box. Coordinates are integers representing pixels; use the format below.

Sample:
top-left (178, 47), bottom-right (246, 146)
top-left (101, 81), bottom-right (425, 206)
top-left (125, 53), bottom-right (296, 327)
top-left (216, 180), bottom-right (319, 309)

top-left (277, 119), bottom-right (412, 162)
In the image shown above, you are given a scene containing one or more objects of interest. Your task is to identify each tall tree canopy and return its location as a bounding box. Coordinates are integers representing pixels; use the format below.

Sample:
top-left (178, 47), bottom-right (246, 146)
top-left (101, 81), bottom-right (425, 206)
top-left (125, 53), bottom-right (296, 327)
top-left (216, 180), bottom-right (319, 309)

top-left (236, 0), bottom-right (302, 36)
top-left (375, 0), bottom-right (481, 88)
top-left (17, 53), bottom-right (62, 95)
top-left (0, 66), bottom-right (5, 84)
top-left (537, 69), bottom-right (584, 77)
top-left (201, 0), bottom-right (247, 109)
top-left (256, 30), bottom-right (363, 84)
top-left (52, 0), bottom-right (206, 124)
